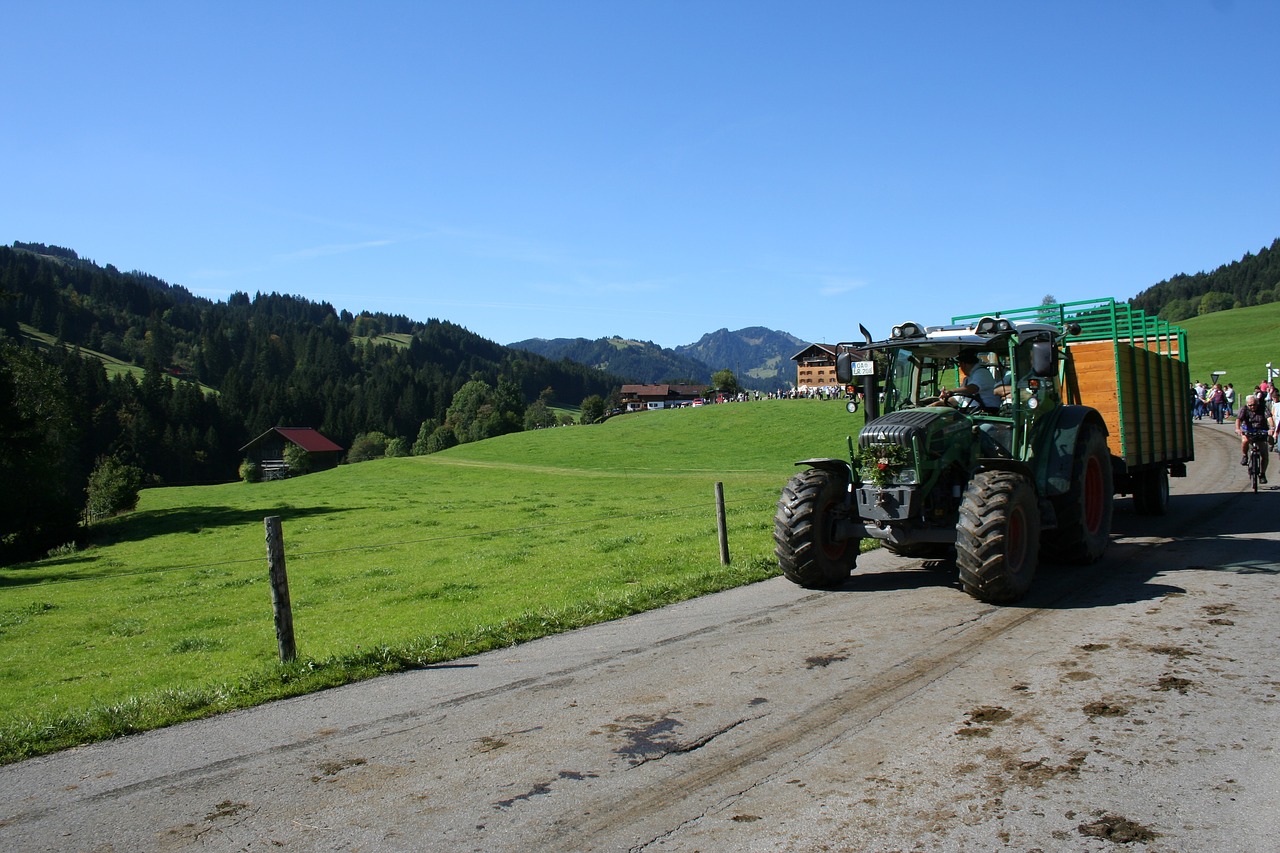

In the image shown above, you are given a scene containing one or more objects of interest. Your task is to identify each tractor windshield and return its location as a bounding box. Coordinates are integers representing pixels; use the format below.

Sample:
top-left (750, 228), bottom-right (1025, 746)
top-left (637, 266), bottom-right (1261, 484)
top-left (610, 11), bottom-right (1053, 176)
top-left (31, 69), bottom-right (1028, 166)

top-left (883, 348), bottom-right (952, 410)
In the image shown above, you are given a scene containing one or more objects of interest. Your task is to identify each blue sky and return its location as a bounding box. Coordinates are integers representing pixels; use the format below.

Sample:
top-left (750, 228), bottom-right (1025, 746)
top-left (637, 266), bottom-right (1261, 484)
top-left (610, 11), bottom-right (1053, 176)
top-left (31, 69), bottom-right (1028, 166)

top-left (4, 1), bottom-right (1277, 349)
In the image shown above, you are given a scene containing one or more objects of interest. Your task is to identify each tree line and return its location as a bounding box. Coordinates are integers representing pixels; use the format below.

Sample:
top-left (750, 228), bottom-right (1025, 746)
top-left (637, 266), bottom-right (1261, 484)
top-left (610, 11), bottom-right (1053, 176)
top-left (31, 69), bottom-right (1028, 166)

top-left (1131, 237), bottom-right (1280, 321)
top-left (0, 243), bottom-right (625, 562)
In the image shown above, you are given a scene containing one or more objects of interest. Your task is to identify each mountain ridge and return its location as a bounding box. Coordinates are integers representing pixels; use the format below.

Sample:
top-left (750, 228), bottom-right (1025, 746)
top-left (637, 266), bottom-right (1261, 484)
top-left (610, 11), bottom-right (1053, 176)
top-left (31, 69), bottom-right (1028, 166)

top-left (510, 326), bottom-right (808, 392)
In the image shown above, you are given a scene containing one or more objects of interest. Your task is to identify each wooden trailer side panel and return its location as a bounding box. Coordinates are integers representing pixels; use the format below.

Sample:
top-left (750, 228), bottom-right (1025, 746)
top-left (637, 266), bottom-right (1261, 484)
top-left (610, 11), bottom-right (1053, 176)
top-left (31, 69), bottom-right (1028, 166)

top-left (1067, 340), bottom-right (1192, 468)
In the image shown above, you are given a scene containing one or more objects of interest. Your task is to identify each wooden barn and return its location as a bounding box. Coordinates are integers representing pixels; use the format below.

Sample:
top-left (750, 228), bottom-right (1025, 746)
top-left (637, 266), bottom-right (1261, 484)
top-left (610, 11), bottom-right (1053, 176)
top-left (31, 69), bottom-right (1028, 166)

top-left (239, 427), bottom-right (344, 479)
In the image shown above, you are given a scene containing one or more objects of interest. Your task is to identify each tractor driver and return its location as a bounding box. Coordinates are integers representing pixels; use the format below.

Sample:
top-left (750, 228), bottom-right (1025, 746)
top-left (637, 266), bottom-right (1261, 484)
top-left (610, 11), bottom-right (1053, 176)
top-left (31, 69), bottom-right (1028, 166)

top-left (937, 349), bottom-right (1001, 410)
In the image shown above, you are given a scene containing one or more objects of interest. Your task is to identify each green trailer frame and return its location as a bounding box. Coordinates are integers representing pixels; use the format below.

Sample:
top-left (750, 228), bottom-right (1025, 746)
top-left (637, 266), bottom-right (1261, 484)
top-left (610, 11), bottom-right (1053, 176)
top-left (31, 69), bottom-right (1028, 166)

top-left (953, 298), bottom-right (1193, 471)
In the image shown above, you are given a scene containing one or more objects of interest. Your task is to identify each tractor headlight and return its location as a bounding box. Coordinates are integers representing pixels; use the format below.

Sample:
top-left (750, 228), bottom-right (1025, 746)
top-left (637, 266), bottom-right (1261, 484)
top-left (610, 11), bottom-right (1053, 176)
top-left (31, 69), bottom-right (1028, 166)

top-left (895, 467), bottom-right (919, 485)
top-left (891, 321), bottom-right (924, 339)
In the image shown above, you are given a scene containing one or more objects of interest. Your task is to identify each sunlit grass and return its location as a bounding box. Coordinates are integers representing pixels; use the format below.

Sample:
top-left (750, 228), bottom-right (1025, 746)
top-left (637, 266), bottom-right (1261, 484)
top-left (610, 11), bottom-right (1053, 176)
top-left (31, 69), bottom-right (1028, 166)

top-left (0, 398), bottom-right (861, 762)
top-left (1180, 300), bottom-right (1280, 391)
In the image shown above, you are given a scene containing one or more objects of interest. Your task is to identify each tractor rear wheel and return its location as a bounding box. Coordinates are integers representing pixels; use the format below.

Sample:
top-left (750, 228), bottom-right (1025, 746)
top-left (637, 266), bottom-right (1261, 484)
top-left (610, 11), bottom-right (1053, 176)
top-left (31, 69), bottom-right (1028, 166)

top-left (774, 468), bottom-right (857, 588)
top-left (956, 470), bottom-right (1040, 603)
top-left (1044, 424), bottom-right (1113, 563)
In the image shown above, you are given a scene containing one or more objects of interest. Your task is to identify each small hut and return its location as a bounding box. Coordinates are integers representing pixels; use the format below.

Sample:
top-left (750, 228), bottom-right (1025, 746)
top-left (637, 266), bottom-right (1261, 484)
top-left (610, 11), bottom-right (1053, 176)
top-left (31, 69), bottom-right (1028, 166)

top-left (239, 427), bottom-right (344, 479)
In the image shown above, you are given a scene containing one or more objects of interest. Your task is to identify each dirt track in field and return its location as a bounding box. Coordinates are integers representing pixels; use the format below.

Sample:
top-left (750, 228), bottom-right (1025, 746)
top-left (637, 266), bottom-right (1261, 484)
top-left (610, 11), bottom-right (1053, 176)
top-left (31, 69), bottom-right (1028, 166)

top-left (2, 420), bottom-right (1278, 852)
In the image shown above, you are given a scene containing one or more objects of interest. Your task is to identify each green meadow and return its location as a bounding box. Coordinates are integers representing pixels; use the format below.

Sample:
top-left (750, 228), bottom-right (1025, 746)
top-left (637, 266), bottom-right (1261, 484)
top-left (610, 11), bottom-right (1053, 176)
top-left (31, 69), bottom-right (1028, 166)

top-left (1178, 300), bottom-right (1280, 394)
top-left (2, 300), bottom-right (1272, 764)
top-left (0, 399), bottom-right (860, 762)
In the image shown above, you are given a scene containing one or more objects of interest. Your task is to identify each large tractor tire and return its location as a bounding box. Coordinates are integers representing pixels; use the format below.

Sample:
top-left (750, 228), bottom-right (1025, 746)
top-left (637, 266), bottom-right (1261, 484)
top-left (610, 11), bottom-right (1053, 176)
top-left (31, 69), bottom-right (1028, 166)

top-left (1044, 424), bottom-right (1113, 562)
top-left (956, 470), bottom-right (1041, 603)
top-left (774, 468), bottom-right (857, 588)
top-left (1131, 466), bottom-right (1169, 516)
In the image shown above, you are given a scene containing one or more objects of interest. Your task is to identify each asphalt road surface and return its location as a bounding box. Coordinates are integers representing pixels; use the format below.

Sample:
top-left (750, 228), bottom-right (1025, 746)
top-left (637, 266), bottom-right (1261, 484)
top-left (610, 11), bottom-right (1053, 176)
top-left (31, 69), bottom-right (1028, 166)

top-left (3, 421), bottom-right (1278, 852)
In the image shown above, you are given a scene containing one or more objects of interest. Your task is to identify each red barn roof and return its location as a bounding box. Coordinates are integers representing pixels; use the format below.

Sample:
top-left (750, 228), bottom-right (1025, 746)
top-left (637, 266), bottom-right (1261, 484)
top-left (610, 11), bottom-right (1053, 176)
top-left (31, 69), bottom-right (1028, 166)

top-left (240, 427), bottom-right (344, 453)
top-left (620, 384), bottom-right (709, 397)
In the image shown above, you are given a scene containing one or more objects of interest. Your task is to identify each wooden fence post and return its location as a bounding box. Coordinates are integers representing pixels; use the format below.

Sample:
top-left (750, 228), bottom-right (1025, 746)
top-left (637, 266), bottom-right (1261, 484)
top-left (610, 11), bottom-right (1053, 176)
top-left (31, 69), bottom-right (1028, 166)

top-left (715, 482), bottom-right (730, 565)
top-left (264, 516), bottom-right (297, 662)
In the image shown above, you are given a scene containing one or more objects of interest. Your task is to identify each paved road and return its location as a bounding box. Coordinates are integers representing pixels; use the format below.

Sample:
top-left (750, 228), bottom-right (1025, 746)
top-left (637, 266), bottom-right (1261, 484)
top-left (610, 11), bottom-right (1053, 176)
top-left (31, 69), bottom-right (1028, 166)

top-left (3, 422), bottom-right (1278, 852)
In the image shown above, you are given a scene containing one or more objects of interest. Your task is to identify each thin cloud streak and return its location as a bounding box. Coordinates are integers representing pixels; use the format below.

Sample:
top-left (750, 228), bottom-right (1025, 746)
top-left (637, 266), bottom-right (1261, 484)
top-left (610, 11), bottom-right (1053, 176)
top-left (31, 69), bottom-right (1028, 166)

top-left (274, 240), bottom-right (395, 262)
top-left (818, 278), bottom-right (868, 297)
top-left (188, 238), bottom-right (400, 280)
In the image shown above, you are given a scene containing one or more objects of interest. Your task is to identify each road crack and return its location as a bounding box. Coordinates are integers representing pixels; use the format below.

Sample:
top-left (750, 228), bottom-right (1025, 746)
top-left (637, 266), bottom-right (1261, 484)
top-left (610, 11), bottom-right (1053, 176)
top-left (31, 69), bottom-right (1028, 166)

top-left (621, 717), bottom-right (751, 768)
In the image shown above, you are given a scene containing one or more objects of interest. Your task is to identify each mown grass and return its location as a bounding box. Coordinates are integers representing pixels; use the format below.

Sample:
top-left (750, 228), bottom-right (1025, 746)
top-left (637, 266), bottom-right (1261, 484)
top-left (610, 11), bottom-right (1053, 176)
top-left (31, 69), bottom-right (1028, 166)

top-left (6, 301), bottom-right (1264, 764)
top-left (0, 399), bottom-right (861, 763)
top-left (1179, 300), bottom-right (1280, 394)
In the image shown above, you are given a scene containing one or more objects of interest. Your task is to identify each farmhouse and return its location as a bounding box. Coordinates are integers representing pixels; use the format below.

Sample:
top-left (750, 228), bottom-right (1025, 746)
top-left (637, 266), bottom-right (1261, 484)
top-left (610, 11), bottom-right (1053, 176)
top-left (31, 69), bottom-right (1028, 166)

top-left (791, 344), bottom-right (841, 389)
top-left (620, 384), bottom-right (709, 411)
top-left (240, 427), bottom-right (344, 479)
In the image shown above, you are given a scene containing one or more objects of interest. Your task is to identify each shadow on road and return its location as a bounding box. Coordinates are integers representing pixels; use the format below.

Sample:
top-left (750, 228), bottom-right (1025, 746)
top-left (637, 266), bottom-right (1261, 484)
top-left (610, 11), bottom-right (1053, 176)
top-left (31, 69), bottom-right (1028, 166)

top-left (828, 480), bottom-right (1278, 612)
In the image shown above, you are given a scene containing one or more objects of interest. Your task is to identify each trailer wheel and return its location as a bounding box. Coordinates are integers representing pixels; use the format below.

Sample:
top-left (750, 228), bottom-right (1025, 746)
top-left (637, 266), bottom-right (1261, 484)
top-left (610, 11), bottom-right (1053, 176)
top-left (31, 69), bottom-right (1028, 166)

top-left (956, 470), bottom-right (1040, 603)
top-left (774, 468), bottom-right (857, 588)
top-left (1132, 466), bottom-right (1169, 516)
top-left (1044, 424), bottom-right (1113, 563)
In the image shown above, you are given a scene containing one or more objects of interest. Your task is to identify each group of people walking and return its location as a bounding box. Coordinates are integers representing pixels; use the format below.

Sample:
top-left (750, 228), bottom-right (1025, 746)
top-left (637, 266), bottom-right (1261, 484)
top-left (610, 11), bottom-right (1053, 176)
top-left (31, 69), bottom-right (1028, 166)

top-left (1192, 379), bottom-right (1236, 423)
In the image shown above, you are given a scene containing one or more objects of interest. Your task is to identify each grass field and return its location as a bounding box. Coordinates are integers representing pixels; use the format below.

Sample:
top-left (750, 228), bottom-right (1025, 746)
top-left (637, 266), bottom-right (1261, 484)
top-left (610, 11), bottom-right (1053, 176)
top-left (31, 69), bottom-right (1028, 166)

top-left (0, 399), bottom-right (861, 762)
top-left (1179, 300), bottom-right (1280, 396)
top-left (3, 300), bottom-right (1274, 764)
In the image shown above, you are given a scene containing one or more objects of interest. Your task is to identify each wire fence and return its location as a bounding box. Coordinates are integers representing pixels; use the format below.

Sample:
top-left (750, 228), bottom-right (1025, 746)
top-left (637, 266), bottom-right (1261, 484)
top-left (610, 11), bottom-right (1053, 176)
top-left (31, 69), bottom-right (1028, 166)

top-left (9, 489), bottom-right (774, 589)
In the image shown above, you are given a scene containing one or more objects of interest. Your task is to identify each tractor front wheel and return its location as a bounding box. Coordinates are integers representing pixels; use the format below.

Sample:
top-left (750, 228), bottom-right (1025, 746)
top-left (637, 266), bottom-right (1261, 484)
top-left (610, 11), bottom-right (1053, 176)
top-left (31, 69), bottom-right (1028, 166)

top-left (956, 470), bottom-right (1041, 603)
top-left (774, 468), bottom-right (857, 588)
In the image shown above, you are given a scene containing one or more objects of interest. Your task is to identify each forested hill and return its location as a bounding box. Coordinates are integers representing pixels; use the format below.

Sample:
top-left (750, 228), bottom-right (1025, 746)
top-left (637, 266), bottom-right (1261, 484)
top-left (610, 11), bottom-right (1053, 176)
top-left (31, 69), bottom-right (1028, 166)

top-left (0, 242), bottom-right (623, 561)
top-left (1131, 237), bottom-right (1280, 321)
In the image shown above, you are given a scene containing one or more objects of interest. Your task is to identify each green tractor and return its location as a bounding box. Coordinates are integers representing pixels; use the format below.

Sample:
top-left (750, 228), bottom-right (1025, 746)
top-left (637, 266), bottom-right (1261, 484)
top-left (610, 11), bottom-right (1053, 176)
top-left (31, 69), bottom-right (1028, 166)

top-left (774, 300), bottom-right (1191, 603)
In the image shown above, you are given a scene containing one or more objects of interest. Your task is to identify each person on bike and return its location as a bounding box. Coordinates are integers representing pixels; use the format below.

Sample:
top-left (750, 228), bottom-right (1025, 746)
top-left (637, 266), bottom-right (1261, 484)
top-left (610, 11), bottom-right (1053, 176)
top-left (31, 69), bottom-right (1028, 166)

top-left (1236, 394), bottom-right (1274, 483)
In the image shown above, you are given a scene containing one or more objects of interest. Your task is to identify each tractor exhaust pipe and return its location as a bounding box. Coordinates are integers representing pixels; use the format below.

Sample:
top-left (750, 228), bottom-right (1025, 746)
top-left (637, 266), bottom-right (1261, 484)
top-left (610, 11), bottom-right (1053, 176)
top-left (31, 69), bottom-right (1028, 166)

top-left (859, 324), bottom-right (880, 421)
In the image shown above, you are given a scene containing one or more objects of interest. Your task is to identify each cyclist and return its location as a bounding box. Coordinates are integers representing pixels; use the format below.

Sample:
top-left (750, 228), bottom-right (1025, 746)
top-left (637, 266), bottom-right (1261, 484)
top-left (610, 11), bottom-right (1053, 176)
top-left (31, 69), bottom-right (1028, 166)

top-left (1236, 393), bottom-right (1274, 483)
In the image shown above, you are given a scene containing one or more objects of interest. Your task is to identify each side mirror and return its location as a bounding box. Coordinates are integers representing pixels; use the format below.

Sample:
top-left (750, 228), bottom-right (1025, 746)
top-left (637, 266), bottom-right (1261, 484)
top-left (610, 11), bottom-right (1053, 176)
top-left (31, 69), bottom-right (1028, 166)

top-left (1031, 341), bottom-right (1055, 376)
top-left (836, 352), bottom-right (853, 384)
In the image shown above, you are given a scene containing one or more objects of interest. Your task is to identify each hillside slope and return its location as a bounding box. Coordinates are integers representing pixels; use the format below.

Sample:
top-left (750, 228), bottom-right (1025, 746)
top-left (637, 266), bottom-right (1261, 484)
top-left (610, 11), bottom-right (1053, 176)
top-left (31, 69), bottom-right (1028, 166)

top-left (1131, 236), bottom-right (1280, 321)
top-left (0, 398), bottom-right (859, 758)
top-left (0, 242), bottom-right (623, 560)
top-left (1177, 300), bottom-right (1280, 390)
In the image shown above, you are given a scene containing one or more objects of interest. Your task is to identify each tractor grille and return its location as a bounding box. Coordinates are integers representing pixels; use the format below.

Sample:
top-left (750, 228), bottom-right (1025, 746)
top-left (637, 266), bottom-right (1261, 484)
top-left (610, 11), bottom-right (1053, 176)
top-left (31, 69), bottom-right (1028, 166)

top-left (858, 409), bottom-right (954, 453)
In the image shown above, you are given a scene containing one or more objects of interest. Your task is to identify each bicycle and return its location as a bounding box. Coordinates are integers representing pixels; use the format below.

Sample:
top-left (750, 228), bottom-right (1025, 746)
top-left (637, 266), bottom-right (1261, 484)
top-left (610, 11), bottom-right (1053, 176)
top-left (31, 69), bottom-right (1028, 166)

top-left (1243, 428), bottom-right (1271, 492)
